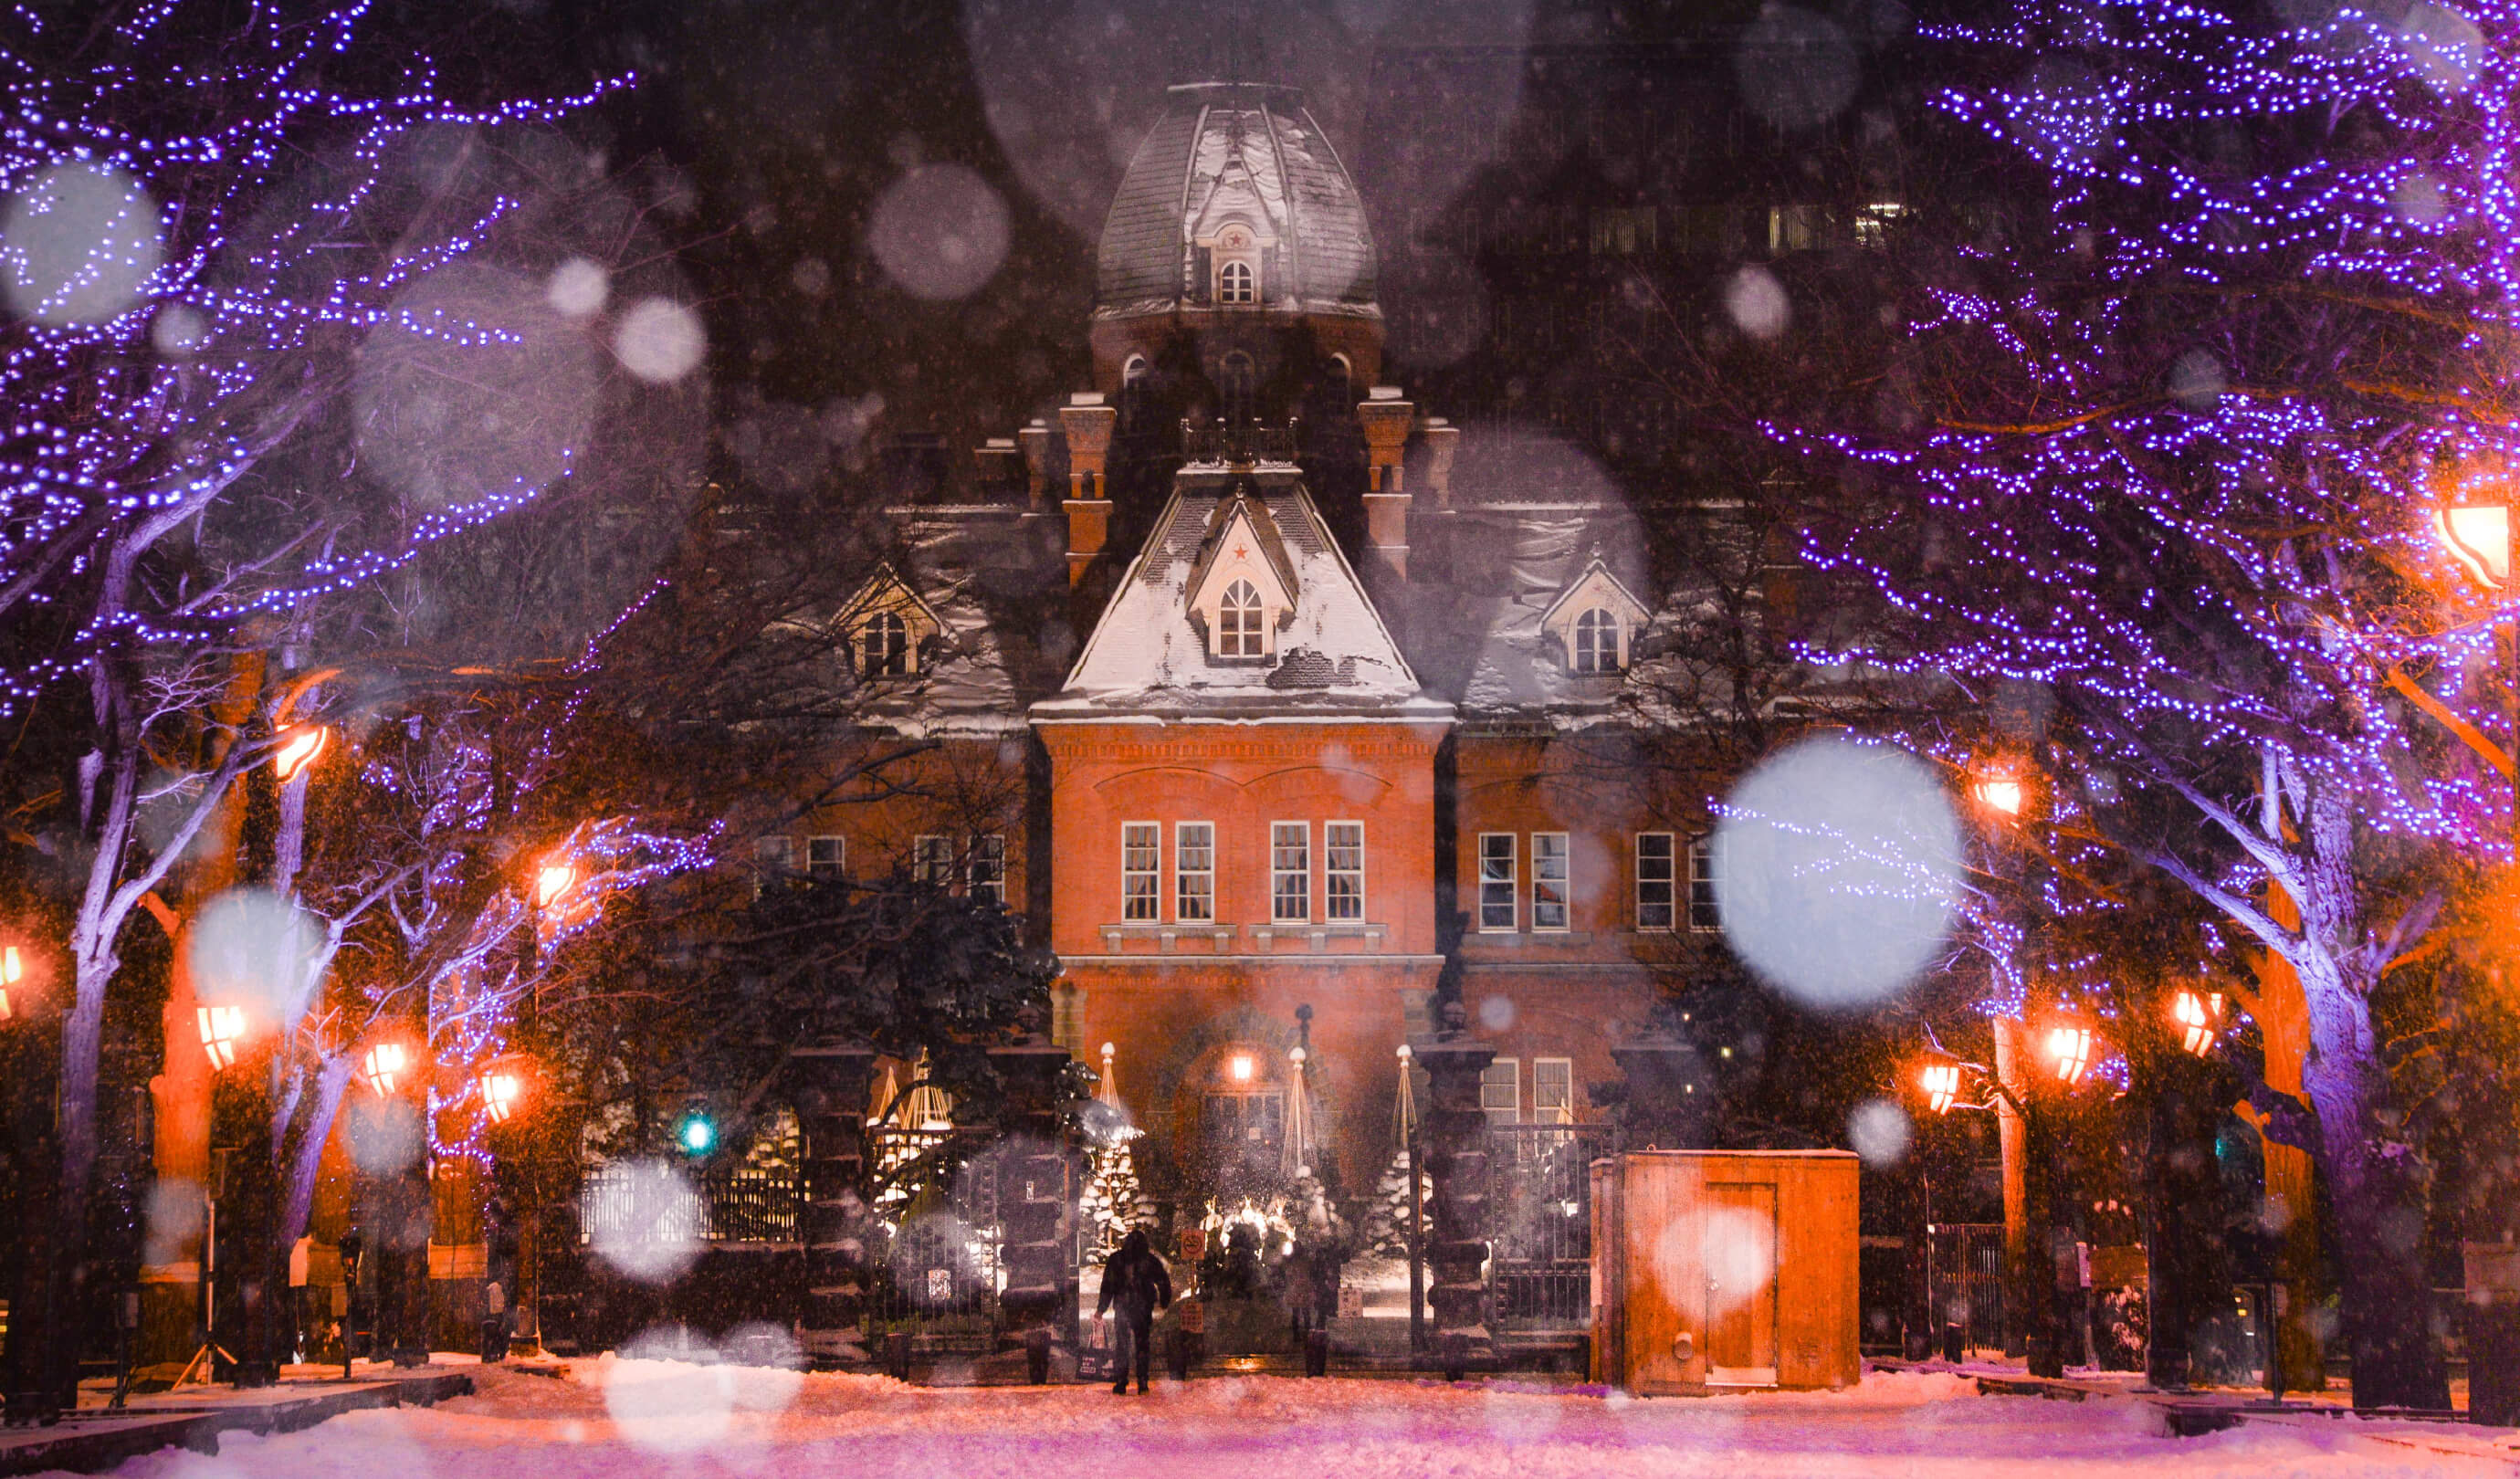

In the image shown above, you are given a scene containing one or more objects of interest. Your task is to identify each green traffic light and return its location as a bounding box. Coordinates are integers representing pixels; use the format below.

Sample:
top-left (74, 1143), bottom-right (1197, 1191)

top-left (677, 1112), bottom-right (715, 1154)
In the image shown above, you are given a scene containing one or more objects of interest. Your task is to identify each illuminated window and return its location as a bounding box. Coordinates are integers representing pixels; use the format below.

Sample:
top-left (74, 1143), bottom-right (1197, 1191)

top-left (1480, 1058), bottom-right (1521, 1126)
top-left (1534, 1058), bottom-right (1575, 1124)
top-left (1122, 823), bottom-right (1160, 920)
top-left (969, 834), bottom-right (1004, 907)
top-left (1219, 258), bottom-right (1255, 304)
top-left (1531, 833), bottom-right (1570, 931)
top-left (1688, 835), bottom-right (1721, 933)
top-left (859, 611), bottom-right (908, 678)
top-left (806, 835), bottom-right (845, 880)
top-left (1478, 834), bottom-right (1516, 931)
top-left (1177, 823), bottom-right (1215, 921)
top-left (1636, 833), bottom-right (1675, 931)
top-left (1572, 608), bottom-right (1621, 673)
top-left (1326, 822), bottom-right (1364, 921)
top-left (1217, 579), bottom-right (1265, 657)
top-left (1272, 822), bottom-right (1309, 922)
top-left (914, 834), bottom-right (953, 889)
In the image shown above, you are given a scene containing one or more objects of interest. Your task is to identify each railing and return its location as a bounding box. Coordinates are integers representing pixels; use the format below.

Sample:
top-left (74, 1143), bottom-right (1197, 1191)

top-left (1181, 421), bottom-right (1299, 467)
top-left (1925, 1222), bottom-right (2008, 1354)
top-left (1486, 1121), bottom-right (1616, 1328)
top-left (577, 1162), bottom-right (801, 1248)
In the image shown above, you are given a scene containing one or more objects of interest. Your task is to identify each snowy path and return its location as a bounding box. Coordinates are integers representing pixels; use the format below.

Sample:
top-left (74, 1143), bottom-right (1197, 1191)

top-left (73, 1364), bottom-right (2511, 1479)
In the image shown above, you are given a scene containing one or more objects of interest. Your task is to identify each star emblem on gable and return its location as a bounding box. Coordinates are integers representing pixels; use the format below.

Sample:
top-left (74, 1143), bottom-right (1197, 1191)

top-left (1233, 544), bottom-right (1249, 560)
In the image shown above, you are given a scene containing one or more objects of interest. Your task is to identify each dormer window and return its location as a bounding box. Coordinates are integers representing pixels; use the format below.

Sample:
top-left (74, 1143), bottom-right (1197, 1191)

top-left (859, 611), bottom-right (909, 678)
top-left (1218, 580), bottom-right (1265, 656)
top-left (1213, 223), bottom-right (1262, 306)
top-left (1572, 608), bottom-right (1621, 674)
top-left (1219, 259), bottom-right (1255, 304)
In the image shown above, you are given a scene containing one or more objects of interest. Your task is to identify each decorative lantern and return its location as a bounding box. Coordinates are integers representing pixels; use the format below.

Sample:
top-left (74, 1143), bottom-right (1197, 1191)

top-left (196, 1004), bottom-right (247, 1071)
top-left (361, 1041), bottom-right (409, 1097)
top-left (1228, 1053), bottom-right (1255, 1083)
top-left (2172, 989), bottom-right (2224, 1057)
top-left (1918, 1054), bottom-right (1964, 1115)
top-left (0, 944), bottom-right (20, 1021)
top-left (1971, 772), bottom-right (2024, 816)
top-left (272, 724), bottom-right (329, 781)
top-left (480, 1057), bottom-right (527, 1124)
top-left (2044, 1014), bottom-right (2096, 1086)
top-left (2434, 500), bottom-right (2513, 589)
top-left (533, 859), bottom-right (577, 909)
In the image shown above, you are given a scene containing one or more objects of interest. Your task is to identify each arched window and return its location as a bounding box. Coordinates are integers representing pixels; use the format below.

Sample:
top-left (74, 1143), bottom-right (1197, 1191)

top-left (1218, 579), bottom-right (1264, 657)
top-left (1219, 259), bottom-right (1255, 304)
top-left (860, 611), bottom-right (908, 677)
top-left (1572, 607), bottom-right (1620, 673)
top-left (1122, 354), bottom-right (1150, 387)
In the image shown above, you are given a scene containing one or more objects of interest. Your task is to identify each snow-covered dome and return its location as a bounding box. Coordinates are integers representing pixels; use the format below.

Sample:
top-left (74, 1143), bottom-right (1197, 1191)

top-left (1095, 82), bottom-right (1380, 321)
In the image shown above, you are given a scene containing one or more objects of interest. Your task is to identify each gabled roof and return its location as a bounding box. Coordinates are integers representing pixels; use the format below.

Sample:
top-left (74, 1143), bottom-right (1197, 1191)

top-left (1538, 556), bottom-right (1651, 633)
top-left (832, 561), bottom-right (945, 635)
top-left (835, 509), bottom-right (1068, 738)
top-left (1181, 488), bottom-right (1301, 617)
top-left (1038, 468), bottom-right (1444, 721)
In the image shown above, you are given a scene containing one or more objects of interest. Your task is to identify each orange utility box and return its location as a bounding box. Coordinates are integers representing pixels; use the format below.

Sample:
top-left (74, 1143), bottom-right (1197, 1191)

top-left (1591, 1149), bottom-right (1860, 1393)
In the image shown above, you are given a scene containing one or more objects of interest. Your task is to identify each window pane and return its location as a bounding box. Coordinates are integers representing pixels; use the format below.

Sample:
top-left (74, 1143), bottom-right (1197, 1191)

top-left (914, 834), bottom-right (952, 889)
top-left (1177, 823), bottom-right (1214, 921)
top-left (1479, 834), bottom-right (1516, 930)
top-left (755, 834), bottom-right (795, 872)
top-left (1272, 822), bottom-right (1308, 922)
top-left (806, 835), bottom-right (845, 878)
top-left (1689, 835), bottom-right (1721, 932)
top-left (1637, 833), bottom-right (1675, 930)
top-left (1479, 1059), bottom-right (1520, 1125)
top-left (1532, 833), bottom-right (1570, 930)
top-left (1123, 823), bottom-right (1160, 920)
top-left (1326, 822), bottom-right (1363, 921)
top-left (970, 834), bottom-right (1005, 907)
top-left (1534, 1059), bottom-right (1575, 1124)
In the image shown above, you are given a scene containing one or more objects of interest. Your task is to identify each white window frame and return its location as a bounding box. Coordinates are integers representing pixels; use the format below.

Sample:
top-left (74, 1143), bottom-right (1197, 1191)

top-left (1122, 823), bottom-right (1160, 921)
top-left (1176, 822), bottom-right (1215, 922)
top-left (1217, 578), bottom-right (1265, 658)
top-left (1572, 607), bottom-right (1620, 673)
top-left (860, 610), bottom-right (909, 678)
top-left (1636, 832), bottom-right (1675, 932)
top-left (1531, 832), bottom-right (1570, 932)
top-left (913, 834), bottom-right (953, 890)
top-left (1478, 833), bottom-right (1517, 932)
top-left (1688, 834), bottom-right (1721, 933)
top-left (805, 834), bottom-right (845, 880)
top-left (1271, 822), bottom-right (1310, 923)
top-left (1325, 821), bottom-right (1364, 921)
top-left (969, 834), bottom-right (1005, 907)
top-left (1534, 1058), bottom-right (1576, 1125)
top-left (1480, 1057), bottom-right (1521, 1126)
top-left (1219, 257), bottom-right (1255, 304)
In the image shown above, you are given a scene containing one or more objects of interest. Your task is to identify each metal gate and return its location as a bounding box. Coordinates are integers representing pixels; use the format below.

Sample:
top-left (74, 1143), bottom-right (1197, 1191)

top-left (1925, 1222), bottom-right (2008, 1355)
top-left (1487, 1123), bottom-right (1616, 1329)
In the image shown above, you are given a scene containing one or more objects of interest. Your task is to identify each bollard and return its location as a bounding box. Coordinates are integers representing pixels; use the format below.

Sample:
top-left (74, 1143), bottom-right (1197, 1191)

top-left (1167, 1327), bottom-right (1192, 1381)
top-left (1306, 1326), bottom-right (1329, 1378)
top-left (1025, 1327), bottom-right (1050, 1386)
top-left (1942, 1322), bottom-right (1964, 1364)
top-left (887, 1329), bottom-right (912, 1382)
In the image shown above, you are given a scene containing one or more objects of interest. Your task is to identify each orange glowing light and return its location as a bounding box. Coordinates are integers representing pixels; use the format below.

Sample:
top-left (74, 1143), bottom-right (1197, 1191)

top-left (533, 861), bottom-right (577, 909)
top-left (480, 1061), bottom-right (527, 1124)
top-left (362, 1041), bottom-right (409, 1097)
top-left (196, 1004), bottom-right (247, 1071)
top-left (2045, 1020), bottom-right (2096, 1086)
top-left (1918, 1057), bottom-right (1963, 1115)
top-left (2434, 503), bottom-right (2513, 588)
top-left (272, 725), bottom-right (329, 781)
top-left (2173, 989), bottom-right (2224, 1057)
top-left (1972, 775), bottom-right (2024, 816)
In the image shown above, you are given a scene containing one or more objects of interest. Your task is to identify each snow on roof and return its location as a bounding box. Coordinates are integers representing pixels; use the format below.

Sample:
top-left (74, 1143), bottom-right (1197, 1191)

top-left (1040, 468), bottom-right (1444, 721)
top-left (845, 507), bottom-right (1067, 738)
top-left (1388, 503), bottom-right (1653, 724)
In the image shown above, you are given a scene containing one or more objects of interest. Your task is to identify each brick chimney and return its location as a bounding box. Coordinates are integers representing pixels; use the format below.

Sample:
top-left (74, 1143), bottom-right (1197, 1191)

top-left (1357, 385), bottom-right (1413, 580)
top-left (1421, 417), bottom-right (1461, 507)
top-left (1058, 393), bottom-right (1118, 586)
top-left (973, 436), bottom-right (1022, 502)
top-left (1017, 418), bottom-right (1054, 509)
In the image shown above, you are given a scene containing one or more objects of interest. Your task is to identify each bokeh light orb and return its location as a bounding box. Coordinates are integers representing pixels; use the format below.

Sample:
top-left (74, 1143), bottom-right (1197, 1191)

top-left (1, 163), bottom-right (163, 325)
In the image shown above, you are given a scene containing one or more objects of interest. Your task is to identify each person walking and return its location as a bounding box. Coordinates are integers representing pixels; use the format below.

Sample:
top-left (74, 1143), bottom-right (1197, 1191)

top-left (1095, 1228), bottom-right (1172, 1395)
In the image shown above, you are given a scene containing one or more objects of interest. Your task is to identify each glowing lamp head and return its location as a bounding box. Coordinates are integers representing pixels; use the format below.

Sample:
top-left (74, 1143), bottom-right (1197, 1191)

top-left (196, 1004), bottom-right (247, 1071)
top-left (0, 945), bottom-right (19, 1021)
top-left (2434, 502), bottom-right (2513, 588)
top-left (271, 725), bottom-right (328, 781)
top-left (2173, 989), bottom-right (2224, 1057)
top-left (677, 1109), bottom-right (716, 1155)
top-left (1918, 1056), bottom-right (1963, 1115)
top-left (1290, 1045), bottom-right (1307, 1065)
top-left (533, 860), bottom-right (577, 909)
top-left (2044, 1018), bottom-right (2096, 1086)
top-left (1396, 1043), bottom-right (1412, 1062)
top-left (360, 1041), bottom-right (409, 1097)
top-left (1971, 774), bottom-right (2024, 816)
top-left (1228, 1053), bottom-right (1255, 1083)
top-left (480, 1065), bottom-right (525, 1124)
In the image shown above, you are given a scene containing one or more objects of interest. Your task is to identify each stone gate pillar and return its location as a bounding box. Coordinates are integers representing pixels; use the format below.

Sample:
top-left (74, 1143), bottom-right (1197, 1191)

top-left (986, 1037), bottom-right (1075, 1358)
top-left (792, 1044), bottom-right (877, 1369)
top-left (1414, 1004), bottom-right (1496, 1378)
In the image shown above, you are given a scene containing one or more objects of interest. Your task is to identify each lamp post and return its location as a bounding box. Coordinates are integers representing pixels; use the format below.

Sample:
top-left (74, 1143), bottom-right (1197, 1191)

top-left (0, 939), bottom-right (65, 1426)
top-left (1969, 760), bottom-right (2048, 1369)
top-left (1397, 1042), bottom-right (1423, 1354)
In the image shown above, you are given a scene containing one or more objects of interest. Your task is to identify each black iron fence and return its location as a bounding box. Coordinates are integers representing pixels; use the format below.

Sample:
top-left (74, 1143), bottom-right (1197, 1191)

top-left (1181, 422), bottom-right (1299, 467)
top-left (577, 1163), bottom-right (802, 1248)
top-left (1486, 1122), bottom-right (1616, 1328)
top-left (1926, 1222), bottom-right (2008, 1354)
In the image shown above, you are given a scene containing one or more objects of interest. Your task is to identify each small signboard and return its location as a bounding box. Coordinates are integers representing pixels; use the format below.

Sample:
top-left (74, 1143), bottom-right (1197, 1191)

top-left (1337, 1284), bottom-right (1364, 1320)
top-left (1178, 1299), bottom-right (1205, 1335)
top-left (925, 1267), bottom-right (952, 1304)
top-left (1177, 1226), bottom-right (1207, 1263)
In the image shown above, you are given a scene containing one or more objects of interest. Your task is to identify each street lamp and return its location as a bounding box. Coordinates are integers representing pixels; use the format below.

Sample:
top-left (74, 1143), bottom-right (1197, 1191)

top-left (480, 1056), bottom-right (528, 1125)
top-left (2433, 498), bottom-right (2512, 589)
top-left (360, 1041), bottom-right (409, 1097)
top-left (2042, 1012), bottom-right (2097, 1087)
top-left (2172, 988), bottom-right (2225, 1057)
top-left (196, 1004), bottom-right (247, 1071)
top-left (1918, 1054), bottom-right (1965, 1115)
top-left (1971, 771), bottom-right (2025, 816)
top-left (0, 944), bottom-right (21, 1021)
top-left (271, 725), bottom-right (329, 782)
top-left (532, 859), bottom-right (577, 910)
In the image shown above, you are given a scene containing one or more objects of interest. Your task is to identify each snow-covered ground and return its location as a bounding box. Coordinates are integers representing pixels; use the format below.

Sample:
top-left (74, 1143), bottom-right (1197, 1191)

top-left (78, 1363), bottom-right (2510, 1479)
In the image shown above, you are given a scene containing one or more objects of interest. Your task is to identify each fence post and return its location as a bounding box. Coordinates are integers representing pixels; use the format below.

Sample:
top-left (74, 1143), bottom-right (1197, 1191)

top-left (793, 1044), bottom-right (878, 1369)
top-left (1415, 1003), bottom-right (1497, 1379)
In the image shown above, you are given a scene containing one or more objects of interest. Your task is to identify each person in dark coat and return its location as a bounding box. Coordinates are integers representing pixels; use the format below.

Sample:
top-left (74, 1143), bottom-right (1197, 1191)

top-left (1096, 1228), bottom-right (1172, 1394)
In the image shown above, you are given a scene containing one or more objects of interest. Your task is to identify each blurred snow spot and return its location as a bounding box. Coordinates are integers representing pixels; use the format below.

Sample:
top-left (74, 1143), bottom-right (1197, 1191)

top-left (1847, 1097), bottom-right (1911, 1170)
top-left (1700, 1204), bottom-right (1777, 1316)
top-left (354, 262), bottom-right (597, 510)
top-left (1725, 266), bottom-right (1790, 341)
top-left (612, 297), bottom-right (706, 383)
top-left (2394, 173), bottom-right (2448, 225)
top-left (144, 1178), bottom-right (205, 1266)
top-left (588, 1159), bottom-right (704, 1283)
top-left (721, 1322), bottom-right (806, 1410)
top-left (1713, 735), bottom-right (1959, 1011)
top-left (189, 887), bottom-right (324, 1033)
top-left (1080, 1097), bottom-right (1138, 1149)
top-left (546, 257), bottom-right (609, 319)
top-left (604, 1334), bottom-right (736, 1453)
top-left (868, 164), bottom-right (1011, 301)
top-left (1, 163), bottom-right (163, 325)
top-left (345, 1094), bottom-right (426, 1178)
top-left (1734, 5), bottom-right (1860, 132)
top-left (790, 257), bottom-right (832, 298)
top-left (2167, 349), bottom-right (2224, 411)
top-left (1478, 993), bottom-right (1516, 1032)
top-left (2401, 2), bottom-right (2483, 94)
top-left (1387, 252), bottom-right (1487, 369)
top-left (150, 303), bottom-right (205, 356)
